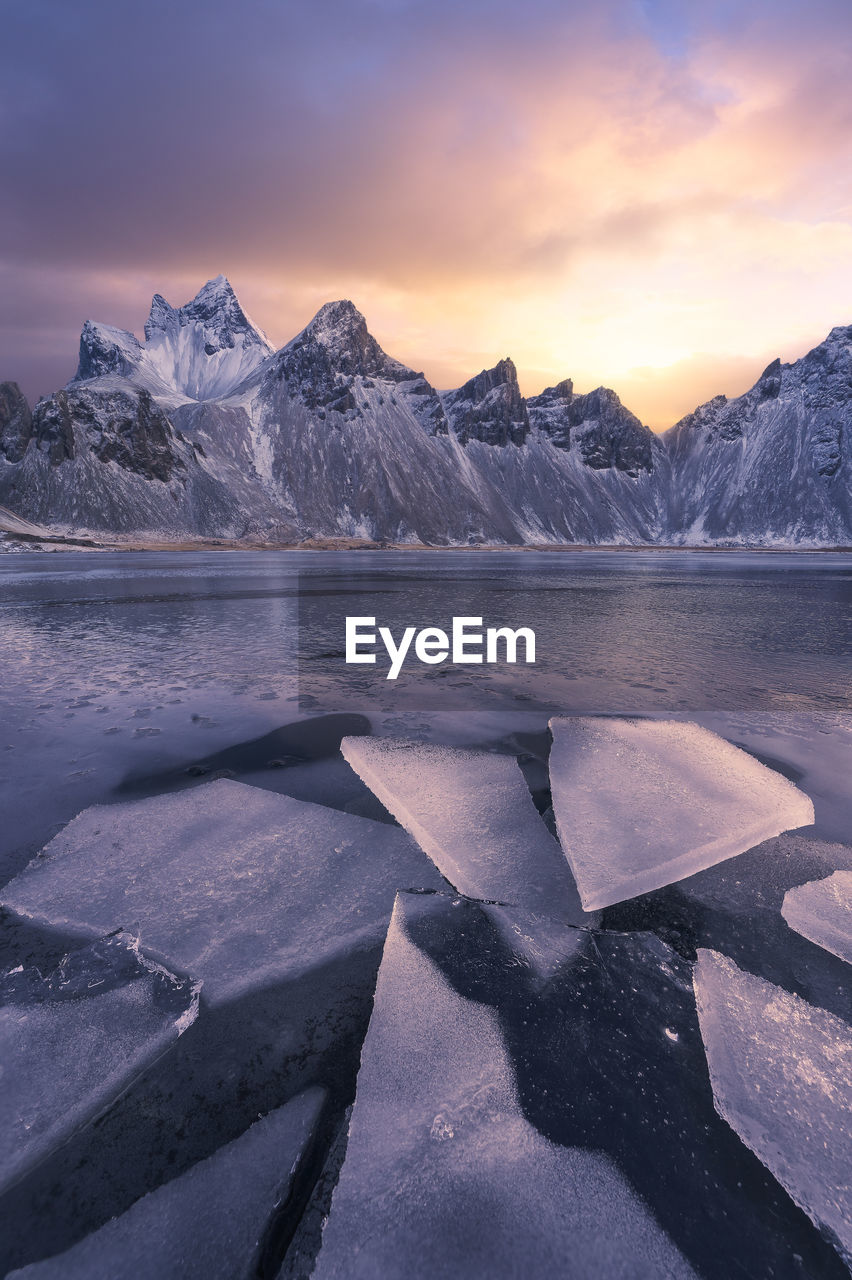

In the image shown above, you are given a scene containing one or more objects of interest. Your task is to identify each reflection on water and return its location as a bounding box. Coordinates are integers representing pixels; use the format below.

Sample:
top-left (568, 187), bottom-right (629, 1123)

top-left (0, 549), bottom-right (851, 883)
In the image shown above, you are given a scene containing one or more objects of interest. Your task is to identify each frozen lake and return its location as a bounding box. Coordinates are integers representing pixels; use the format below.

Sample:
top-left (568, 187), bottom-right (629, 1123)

top-left (1, 548), bottom-right (851, 886)
top-left (1, 548), bottom-right (851, 1277)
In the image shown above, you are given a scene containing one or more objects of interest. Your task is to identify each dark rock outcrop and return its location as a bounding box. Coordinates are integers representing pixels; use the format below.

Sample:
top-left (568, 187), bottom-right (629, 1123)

top-left (529, 381), bottom-right (654, 477)
top-left (442, 358), bottom-right (529, 447)
top-left (0, 382), bottom-right (33, 463)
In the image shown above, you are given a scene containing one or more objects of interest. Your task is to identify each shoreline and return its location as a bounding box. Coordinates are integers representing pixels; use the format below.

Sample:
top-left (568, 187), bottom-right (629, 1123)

top-left (3, 533), bottom-right (852, 555)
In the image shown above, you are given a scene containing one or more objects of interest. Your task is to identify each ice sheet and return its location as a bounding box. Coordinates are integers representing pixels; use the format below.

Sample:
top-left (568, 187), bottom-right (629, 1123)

top-left (9, 1088), bottom-right (324, 1280)
top-left (548, 717), bottom-right (814, 910)
top-left (340, 737), bottom-right (587, 924)
top-left (782, 871), bottom-right (852, 966)
top-left (694, 948), bottom-right (852, 1258)
top-left (0, 780), bottom-right (443, 1005)
top-left (0, 934), bottom-right (199, 1193)
top-left (312, 892), bottom-right (696, 1279)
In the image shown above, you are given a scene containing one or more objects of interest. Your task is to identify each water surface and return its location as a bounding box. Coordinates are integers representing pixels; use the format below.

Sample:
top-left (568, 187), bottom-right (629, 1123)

top-left (1, 549), bottom-right (850, 884)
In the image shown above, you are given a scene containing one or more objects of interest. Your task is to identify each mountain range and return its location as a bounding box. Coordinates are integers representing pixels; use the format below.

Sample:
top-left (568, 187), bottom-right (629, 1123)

top-left (1, 276), bottom-right (850, 547)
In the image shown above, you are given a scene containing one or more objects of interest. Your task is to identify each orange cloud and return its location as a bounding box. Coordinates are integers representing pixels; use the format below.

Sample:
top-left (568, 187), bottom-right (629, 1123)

top-left (2, 0), bottom-right (851, 427)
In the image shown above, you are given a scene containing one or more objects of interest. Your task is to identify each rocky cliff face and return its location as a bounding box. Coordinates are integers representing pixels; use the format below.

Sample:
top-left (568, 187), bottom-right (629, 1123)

top-left (0, 378), bottom-right (293, 539)
top-left (262, 300), bottom-right (450, 437)
top-left (442, 358), bottom-right (529, 446)
top-left (2, 276), bottom-right (850, 545)
top-left (664, 327), bottom-right (852, 545)
top-left (528, 380), bottom-right (656, 477)
top-left (0, 382), bottom-right (33, 464)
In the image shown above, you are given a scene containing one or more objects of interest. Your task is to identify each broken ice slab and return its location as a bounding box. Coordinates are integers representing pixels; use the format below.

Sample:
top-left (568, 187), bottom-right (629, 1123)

top-left (340, 737), bottom-right (587, 925)
top-left (8, 1088), bottom-right (324, 1280)
top-left (694, 948), bottom-right (852, 1259)
top-left (782, 871), bottom-right (852, 966)
top-left (0, 934), bottom-right (198, 1193)
top-left (601, 833), bottom-right (852, 1027)
top-left (312, 893), bottom-right (696, 1280)
top-left (312, 892), bottom-right (844, 1280)
top-left (0, 780), bottom-right (443, 1006)
top-left (548, 717), bottom-right (814, 910)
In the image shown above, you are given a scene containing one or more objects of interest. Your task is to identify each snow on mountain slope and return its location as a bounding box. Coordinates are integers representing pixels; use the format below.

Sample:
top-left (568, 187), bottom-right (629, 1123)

top-left (72, 276), bottom-right (274, 405)
top-left (237, 302), bottom-right (670, 543)
top-left (3, 275), bottom-right (851, 544)
top-left (0, 382), bottom-right (293, 539)
top-left (242, 300), bottom-right (516, 543)
top-left (664, 329), bottom-right (852, 546)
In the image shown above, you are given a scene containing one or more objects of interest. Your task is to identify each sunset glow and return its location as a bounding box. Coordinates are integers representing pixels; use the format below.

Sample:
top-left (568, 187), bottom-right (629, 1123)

top-left (3, 0), bottom-right (852, 428)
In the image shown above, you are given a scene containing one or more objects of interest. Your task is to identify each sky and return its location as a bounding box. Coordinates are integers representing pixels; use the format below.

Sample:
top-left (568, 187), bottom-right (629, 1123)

top-left (2, 0), bottom-right (852, 429)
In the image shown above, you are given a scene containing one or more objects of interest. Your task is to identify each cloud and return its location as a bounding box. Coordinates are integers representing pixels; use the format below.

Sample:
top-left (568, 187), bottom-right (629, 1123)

top-left (1, 0), bottom-right (851, 424)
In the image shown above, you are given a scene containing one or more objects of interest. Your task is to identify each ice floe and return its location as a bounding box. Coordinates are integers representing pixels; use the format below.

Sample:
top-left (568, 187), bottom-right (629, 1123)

top-left (782, 871), bottom-right (852, 966)
top-left (548, 717), bottom-right (814, 910)
top-left (8, 1088), bottom-right (324, 1279)
top-left (694, 948), bottom-right (852, 1259)
top-left (340, 737), bottom-right (586, 924)
top-left (312, 892), bottom-right (696, 1279)
top-left (0, 780), bottom-right (443, 1005)
top-left (0, 934), bottom-right (198, 1193)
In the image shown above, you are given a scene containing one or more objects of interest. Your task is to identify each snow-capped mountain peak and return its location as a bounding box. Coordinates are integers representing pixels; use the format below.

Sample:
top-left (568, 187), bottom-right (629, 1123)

top-left (141, 277), bottom-right (274, 401)
top-left (303, 299), bottom-right (368, 346)
top-left (75, 321), bottom-right (143, 382)
top-left (287, 299), bottom-right (413, 383)
top-left (443, 357), bottom-right (530, 446)
top-left (72, 277), bottom-right (274, 404)
top-left (12, 277), bottom-right (852, 547)
top-left (663, 321), bottom-right (852, 543)
top-left (143, 275), bottom-right (266, 348)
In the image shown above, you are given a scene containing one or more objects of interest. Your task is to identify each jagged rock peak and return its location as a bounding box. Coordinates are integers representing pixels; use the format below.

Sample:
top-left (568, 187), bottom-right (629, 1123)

top-left (528, 380), bottom-right (655, 475)
top-left (76, 321), bottom-right (143, 382)
top-left (284, 300), bottom-right (415, 384)
top-left (443, 357), bottom-right (529, 447)
top-left (72, 277), bottom-right (275, 402)
top-left (456, 356), bottom-right (521, 400)
top-left (303, 299), bottom-right (369, 347)
top-left (825, 323), bottom-right (852, 346)
top-left (144, 276), bottom-right (271, 354)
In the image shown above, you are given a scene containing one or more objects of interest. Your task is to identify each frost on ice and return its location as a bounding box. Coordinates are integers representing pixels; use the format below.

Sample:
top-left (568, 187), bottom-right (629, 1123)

top-left (312, 892), bottom-right (696, 1280)
top-left (782, 871), bottom-right (852, 966)
top-left (8, 1088), bottom-right (324, 1280)
top-left (0, 780), bottom-right (443, 1006)
top-left (340, 737), bottom-right (586, 924)
top-left (312, 891), bottom-right (842, 1278)
top-left (548, 717), bottom-right (814, 910)
top-left (0, 934), bottom-right (199, 1194)
top-left (694, 948), bottom-right (852, 1259)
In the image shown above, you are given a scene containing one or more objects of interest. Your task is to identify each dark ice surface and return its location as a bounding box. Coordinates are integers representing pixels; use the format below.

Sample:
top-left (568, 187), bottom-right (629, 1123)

top-left (1, 549), bottom-right (851, 887)
top-left (1, 549), bottom-right (851, 1277)
top-left (315, 891), bottom-right (848, 1279)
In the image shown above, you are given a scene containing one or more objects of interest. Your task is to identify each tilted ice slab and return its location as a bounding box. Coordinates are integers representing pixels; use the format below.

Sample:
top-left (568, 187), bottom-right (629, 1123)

top-left (548, 717), bottom-right (814, 910)
top-left (0, 934), bottom-right (199, 1193)
top-left (9, 1088), bottom-right (324, 1280)
top-left (340, 737), bottom-right (586, 925)
top-left (694, 949), bottom-right (852, 1259)
top-left (312, 892), bottom-right (696, 1279)
top-left (0, 780), bottom-right (442, 1006)
top-left (782, 871), bottom-right (852, 965)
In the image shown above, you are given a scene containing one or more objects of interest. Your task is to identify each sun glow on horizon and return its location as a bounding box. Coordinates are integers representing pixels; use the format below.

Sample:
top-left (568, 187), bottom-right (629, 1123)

top-left (3, 1), bottom-right (852, 429)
